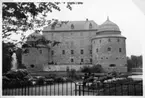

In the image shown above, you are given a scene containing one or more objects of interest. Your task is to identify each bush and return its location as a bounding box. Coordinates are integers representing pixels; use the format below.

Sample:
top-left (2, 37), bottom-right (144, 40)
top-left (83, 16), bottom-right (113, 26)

top-left (81, 64), bottom-right (104, 73)
top-left (3, 69), bottom-right (32, 88)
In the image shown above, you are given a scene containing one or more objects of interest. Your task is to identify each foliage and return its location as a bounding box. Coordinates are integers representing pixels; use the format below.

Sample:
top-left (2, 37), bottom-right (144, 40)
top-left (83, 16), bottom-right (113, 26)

top-left (2, 2), bottom-right (82, 73)
top-left (67, 69), bottom-right (79, 79)
top-left (81, 64), bottom-right (104, 73)
top-left (2, 42), bottom-right (15, 73)
top-left (127, 55), bottom-right (142, 72)
top-left (3, 69), bottom-right (32, 88)
top-left (2, 2), bottom-right (81, 43)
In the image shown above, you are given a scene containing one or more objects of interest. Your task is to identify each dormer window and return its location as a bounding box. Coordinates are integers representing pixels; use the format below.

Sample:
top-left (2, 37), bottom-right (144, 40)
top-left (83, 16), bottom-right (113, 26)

top-left (89, 23), bottom-right (92, 29)
top-left (71, 24), bottom-right (74, 29)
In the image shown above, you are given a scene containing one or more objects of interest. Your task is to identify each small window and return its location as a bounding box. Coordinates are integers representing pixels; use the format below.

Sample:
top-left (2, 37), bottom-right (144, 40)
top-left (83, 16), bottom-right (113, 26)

top-left (89, 23), bottom-right (92, 29)
top-left (51, 50), bottom-right (54, 55)
top-left (90, 50), bottom-right (92, 54)
top-left (81, 49), bottom-right (84, 54)
top-left (101, 57), bottom-right (103, 59)
top-left (62, 50), bottom-right (65, 55)
top-left (109, 64), bottom-right (116, 67)
top-left (30, 64), bottom-right (35, 68)
top-left (71, 58), bottom-right (74, 62)
top-left (81, 58), bottom-right (84, 62)
top-left (108, 38), bottom-right (111, 42)
top-left (96, 48), bottom-right (98, 52)
top-left (119, 48), bottom-right (122, 52)
top-left (40, 50), bottom-right (42, 54)
top-left (71, 24), bottom-right (74, 29)
top-left (71, 50), bottom-right (74, 54)
top-left (116, 57), bottom-right (118, 59)
top-left (100, 40), bottom-right (101, 43)
top-left (106, 57), bottom-right (108, 59)
top-left (117, 38), bottom-right (120, 42)
top-left (108, 47), bottom-right (111, 51)
top-left (90, 58), bottom-right (92, 63)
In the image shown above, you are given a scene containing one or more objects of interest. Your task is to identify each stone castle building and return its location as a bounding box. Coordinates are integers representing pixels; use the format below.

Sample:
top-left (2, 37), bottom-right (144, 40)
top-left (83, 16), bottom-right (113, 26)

top-left (22, 17), bottom-right (127, 72)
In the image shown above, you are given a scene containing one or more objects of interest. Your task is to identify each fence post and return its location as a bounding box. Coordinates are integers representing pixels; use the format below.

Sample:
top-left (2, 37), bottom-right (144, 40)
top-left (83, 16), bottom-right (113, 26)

top-left (24, 85), bottom-right (27, 95)
top-left (115, 83), bottom-right (116, 95)
top-left (28, 85), bottom-right (29, 95)
top-left (75, 83), bottom-right (77, 96)
top-left (134, 84), bottom-right (136, 95)
top-left (79, 85), bottom-right (81, 96)
top-left (83, 84), bottom-right (85, 96)
top-left (62, 82), bottom-right (63, 96)
top-left (58, 81), bottom-right (59, 96)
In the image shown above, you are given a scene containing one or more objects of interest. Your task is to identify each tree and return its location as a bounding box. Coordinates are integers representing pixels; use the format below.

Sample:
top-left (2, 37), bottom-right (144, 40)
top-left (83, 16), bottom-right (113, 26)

top-left (81, 64), bottom-right (104, 73)
top-left (2, 2), bottom-right (82, 73)
top-left (2, 2), bottom-right (82, 43)
top-left (2, 42), bottom-right (15, 73)
top-left (127, 55), bottom-right (142, 72)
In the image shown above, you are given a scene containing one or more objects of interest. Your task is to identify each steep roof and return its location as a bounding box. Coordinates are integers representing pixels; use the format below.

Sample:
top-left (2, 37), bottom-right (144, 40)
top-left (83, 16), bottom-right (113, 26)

top-left (43, 20), bottom-right (98, 32)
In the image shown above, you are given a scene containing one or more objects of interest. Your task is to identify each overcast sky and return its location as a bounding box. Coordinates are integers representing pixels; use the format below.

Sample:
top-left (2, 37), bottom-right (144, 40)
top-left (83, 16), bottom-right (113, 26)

top-left (10, 0), bottom-right (145, 57)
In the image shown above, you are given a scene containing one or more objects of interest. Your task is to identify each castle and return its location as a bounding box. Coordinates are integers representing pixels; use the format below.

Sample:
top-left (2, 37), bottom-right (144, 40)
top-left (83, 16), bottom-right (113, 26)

top-left (22, 17), bottom-right (127, 72)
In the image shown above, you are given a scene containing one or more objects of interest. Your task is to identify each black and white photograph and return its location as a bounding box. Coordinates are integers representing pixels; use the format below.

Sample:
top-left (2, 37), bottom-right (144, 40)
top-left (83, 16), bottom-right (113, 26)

top-left (1, 0), bottom-right (144, 96)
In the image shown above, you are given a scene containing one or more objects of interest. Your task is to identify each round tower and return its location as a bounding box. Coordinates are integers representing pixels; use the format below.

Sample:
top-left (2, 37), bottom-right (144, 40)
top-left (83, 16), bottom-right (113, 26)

top-left (22, 32), bottom-right (50, 72)
top-left (91, 17), bottom-right (127, 72)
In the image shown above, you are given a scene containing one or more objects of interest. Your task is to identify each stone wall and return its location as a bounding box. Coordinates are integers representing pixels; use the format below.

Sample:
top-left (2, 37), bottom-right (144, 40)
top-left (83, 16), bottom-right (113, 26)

top-left (43, 31), bottom-right (96, 65)
top-left (42, 64), bottom-right (93, 71)
top-left (22, 47), bottom-right (49, 71)
top-left (92, 36), bottom-right (127, 71)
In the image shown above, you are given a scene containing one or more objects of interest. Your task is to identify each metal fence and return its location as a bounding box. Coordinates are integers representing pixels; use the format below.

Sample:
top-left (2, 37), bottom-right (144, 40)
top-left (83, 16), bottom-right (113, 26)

top-left (2, 81), bottom-right (143, 96)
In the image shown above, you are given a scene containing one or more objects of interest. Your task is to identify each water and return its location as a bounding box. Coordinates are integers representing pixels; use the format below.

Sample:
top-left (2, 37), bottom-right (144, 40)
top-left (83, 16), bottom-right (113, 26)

top-left (11, 52), bottom-right (17, 71)
top-left (128, 75), bottom-right (142, 80)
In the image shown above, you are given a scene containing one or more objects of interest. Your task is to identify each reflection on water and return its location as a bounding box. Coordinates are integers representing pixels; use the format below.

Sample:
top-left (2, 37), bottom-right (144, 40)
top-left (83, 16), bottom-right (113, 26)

top-left (128, 75), bottom-right (142, 80)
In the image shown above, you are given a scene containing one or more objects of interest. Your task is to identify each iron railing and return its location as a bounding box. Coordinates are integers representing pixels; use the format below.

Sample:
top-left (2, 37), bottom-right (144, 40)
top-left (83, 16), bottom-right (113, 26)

top-left (2, 81), bottom-right (143, 96)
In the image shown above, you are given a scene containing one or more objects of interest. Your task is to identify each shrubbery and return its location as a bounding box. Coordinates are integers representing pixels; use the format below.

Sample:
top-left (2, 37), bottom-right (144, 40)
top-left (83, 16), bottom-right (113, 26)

top-left (80, 64), bottom-right (104, 73)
